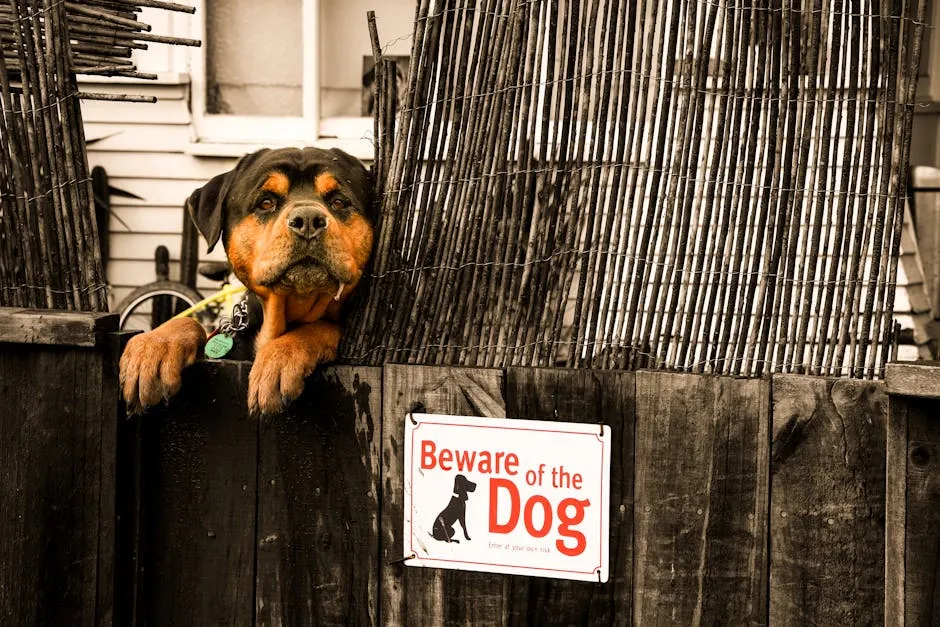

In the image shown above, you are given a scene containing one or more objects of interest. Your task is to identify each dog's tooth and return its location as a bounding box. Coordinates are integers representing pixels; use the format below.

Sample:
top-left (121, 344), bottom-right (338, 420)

top-left (335, 281), bottom-right (345, 301)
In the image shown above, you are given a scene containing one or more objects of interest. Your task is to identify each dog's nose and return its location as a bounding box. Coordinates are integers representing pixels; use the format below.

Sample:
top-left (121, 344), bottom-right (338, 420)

top-left (286, 205), bottom-right (329, 239)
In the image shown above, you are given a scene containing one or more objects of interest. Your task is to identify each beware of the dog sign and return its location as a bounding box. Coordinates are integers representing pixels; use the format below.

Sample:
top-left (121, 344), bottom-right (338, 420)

top-left (403, 413), bottom-right (610, 582)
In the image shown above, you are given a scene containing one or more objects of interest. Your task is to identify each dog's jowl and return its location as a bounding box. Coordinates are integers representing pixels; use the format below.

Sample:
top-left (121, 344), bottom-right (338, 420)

top-left (119, 147), bottom-right (375, 416)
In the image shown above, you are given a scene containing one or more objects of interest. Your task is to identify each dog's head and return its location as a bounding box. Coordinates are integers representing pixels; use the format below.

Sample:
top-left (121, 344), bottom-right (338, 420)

top-left (186, 147), bottom-right (375, 303)
top-left (453, 474), bottom-right (477, 497)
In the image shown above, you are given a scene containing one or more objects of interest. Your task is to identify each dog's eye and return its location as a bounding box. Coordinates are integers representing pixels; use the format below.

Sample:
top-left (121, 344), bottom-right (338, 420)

top-left (330, 197), bottom-right (349, 211)
top-left (257, 197), bottom-right (277, 212)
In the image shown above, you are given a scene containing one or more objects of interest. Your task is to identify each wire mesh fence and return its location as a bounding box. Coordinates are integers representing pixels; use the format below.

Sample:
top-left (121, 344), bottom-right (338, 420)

top-left (343, 0), bottom-right (928, 379)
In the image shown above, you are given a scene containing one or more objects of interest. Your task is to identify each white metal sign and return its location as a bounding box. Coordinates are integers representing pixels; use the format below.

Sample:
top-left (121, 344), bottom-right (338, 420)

top-left (403, 413), bottom-right (610, 582)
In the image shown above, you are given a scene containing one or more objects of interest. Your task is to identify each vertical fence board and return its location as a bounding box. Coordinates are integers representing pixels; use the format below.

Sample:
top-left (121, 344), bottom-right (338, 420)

top-left (381, 364), bottom-right (506, 626)
top-left (0, 343), bottom-right (117, 626)
top-left (885, 392), bottom-right (907, 626)
top-left (255, 366), bottom-right (382, 626)
top-left (136, 361), bottom-right (256, 627)
top-left (502, 368), bottom-right (635, 626)
top-left (92, 335), bottom-right (123, 627)
top-left (110, 332), bottom-right (143, 627)
top-left (769, 376), bottom-right (886, 625)
top-left (633, 371), bottom-right (769, 626)
top-left (889, 396), bottom-right (940, 625)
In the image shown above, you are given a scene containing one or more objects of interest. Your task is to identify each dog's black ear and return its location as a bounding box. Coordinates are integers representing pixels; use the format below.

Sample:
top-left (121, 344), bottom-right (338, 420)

top-left (185, 149), bottom-right (269, 253)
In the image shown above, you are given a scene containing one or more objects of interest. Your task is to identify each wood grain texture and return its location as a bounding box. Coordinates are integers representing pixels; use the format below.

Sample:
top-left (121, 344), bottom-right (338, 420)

top-left (770, 375), bottom-right (887, 626)
top-left (0, 343), bottom-right (119, 626)
top-left (111, 330), bottom-right (143, 627)
top-left (0, 307), bottom-right (118, 346)
top-left (503, 367), bottom-right (634, 626)
top-left (885, 361), bottom-right (940, 399)
top-left (380, 364), bottom-right (506, 626)
top-left (135, 361), bottom-right (257, 627)
top-left (255, 366), bottom-right (382, 627)
top-left (633, 371), bottom-right (769, 626)
top-left (885, 395), bottom-right (907, 627)
top-left (895, 396), bottom-right (940, 626)
top-left (97, 332), bottom-right (135, 627)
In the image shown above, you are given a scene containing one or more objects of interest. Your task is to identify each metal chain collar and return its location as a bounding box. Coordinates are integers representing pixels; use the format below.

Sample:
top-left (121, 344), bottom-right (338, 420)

top-left (216, 297), bottom-right (250, 336)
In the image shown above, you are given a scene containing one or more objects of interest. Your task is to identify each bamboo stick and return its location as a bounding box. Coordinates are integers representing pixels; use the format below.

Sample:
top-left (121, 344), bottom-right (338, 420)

top-left (623, 0), bottom-right (683, 370)
top-left (879, 0), bottom-right (927, 377)
top-left (64, 2), bottom-right (150, 31)
top-left (110, 0), bottom-right (195, 14)
top-left (76, 91), bottom-right (157, 103)
top-left (834, 4), bottom-right (880, 376)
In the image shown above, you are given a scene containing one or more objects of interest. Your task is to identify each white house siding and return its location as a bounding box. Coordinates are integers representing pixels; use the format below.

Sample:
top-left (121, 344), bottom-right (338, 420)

top-left (81, 80), bottom-right (239, 311)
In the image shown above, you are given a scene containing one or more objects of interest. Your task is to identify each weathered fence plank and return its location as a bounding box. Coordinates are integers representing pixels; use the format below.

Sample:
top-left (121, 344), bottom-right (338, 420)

top-left (633, 372), bottom-right (769, 625)
top-left (0, 341), bottom-right (120, 626)
top-left (885, 361), bottom-right (940, 399)
top-left (885, 363), bottom-right (940, 627)
top-left (380, 365), bottom-right (506, 626)
top-left (900, 397), bottom-right (940, 626)
top-left (769, 376), bottom-right (887, 626)
top-left (502, 367), bottom-right (635, 626)
top-left (111, 331), bottom-right (143, 627)
top-left (135, 361), bottom-right (257, 627)
top-left (885, 391), bottom-right (908, 627)
top-left (255, 366), bottom-right (382, 626)
top-left (0, 307), bottom-right (117, 347)
top-left (100, 332), bottom-right (136, 627)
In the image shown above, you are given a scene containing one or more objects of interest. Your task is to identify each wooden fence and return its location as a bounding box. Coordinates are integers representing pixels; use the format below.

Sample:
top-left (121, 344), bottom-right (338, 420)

top-left (1, 307), bottom-right (939, 625)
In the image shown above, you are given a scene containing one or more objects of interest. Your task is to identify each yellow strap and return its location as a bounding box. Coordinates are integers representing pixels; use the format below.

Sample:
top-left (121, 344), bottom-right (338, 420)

top-left (172, 284), bottom-right (247, 320)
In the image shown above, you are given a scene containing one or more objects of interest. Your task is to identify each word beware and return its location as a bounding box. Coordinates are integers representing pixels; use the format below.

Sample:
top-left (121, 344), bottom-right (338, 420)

top-left (421, 440), bottom-right (520, 475)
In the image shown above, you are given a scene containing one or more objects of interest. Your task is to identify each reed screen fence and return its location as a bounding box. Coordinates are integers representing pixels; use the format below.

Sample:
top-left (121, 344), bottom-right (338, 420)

top-left (0, 0), bottom-right (198, 312)
top-left (345, 0), bottom-right (928, 379)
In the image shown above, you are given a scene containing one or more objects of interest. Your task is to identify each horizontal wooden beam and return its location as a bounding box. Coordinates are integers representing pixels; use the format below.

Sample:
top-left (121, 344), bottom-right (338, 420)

top-left (0, 307), bottom-right (118, 348)
top-left (885, 361), bottom-right (940, 399)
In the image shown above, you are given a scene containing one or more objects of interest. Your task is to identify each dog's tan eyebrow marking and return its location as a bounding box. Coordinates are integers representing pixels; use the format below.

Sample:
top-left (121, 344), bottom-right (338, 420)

top-left (261, 171), bottom-right (290, 196)
top-left (314, 172), bottom-right (339, 195)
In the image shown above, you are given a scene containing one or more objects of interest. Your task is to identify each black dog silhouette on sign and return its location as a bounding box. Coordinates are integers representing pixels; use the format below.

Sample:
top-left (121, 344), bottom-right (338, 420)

top-left (430, 474), bottom-right (477, 543)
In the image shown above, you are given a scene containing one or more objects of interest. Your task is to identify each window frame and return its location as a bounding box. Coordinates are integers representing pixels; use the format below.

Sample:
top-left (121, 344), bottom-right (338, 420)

top-left (189, 0), bottom-right (319, 144)
top-left (187, 0), bottom-right (375, 156)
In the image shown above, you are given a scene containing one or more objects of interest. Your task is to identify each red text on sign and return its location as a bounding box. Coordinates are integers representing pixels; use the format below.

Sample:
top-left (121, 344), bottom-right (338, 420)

top-left (421, 440), bottom-right (519, 475)
top-left (488, 477), bottom-right (591, 556)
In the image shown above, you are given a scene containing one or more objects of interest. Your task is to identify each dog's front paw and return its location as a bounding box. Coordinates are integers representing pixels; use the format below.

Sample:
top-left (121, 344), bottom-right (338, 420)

top-left (119, 317), bottom-right (207, 414)
top-left (248, 336), bottom-right (313, 416)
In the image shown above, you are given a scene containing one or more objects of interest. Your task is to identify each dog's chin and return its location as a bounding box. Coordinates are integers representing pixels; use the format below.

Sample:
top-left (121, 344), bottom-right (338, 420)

top-left (262, 259), bottom-right (342, 295)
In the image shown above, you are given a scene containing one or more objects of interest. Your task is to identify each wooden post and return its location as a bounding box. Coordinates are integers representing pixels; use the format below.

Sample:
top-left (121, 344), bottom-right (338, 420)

top-left (885, 361), bottom-right (940, 626)
top-left (0, 307), bottom-right (121, 625)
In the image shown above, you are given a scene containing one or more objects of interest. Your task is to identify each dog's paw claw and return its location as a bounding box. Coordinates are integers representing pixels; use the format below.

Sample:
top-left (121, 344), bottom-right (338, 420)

top-left (118, 318), bottom-right (206, 414)
top-left (248, 339), bottom-right (312, 416)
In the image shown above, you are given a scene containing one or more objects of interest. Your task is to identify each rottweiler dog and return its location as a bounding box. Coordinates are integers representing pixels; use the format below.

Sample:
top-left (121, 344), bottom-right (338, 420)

top-left (119, 147), bottom-right (374, 415)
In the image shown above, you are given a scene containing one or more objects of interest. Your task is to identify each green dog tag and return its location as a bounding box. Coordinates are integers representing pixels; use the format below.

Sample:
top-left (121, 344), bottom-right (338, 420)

top-left (205, 334), bottom-right (234, 359)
